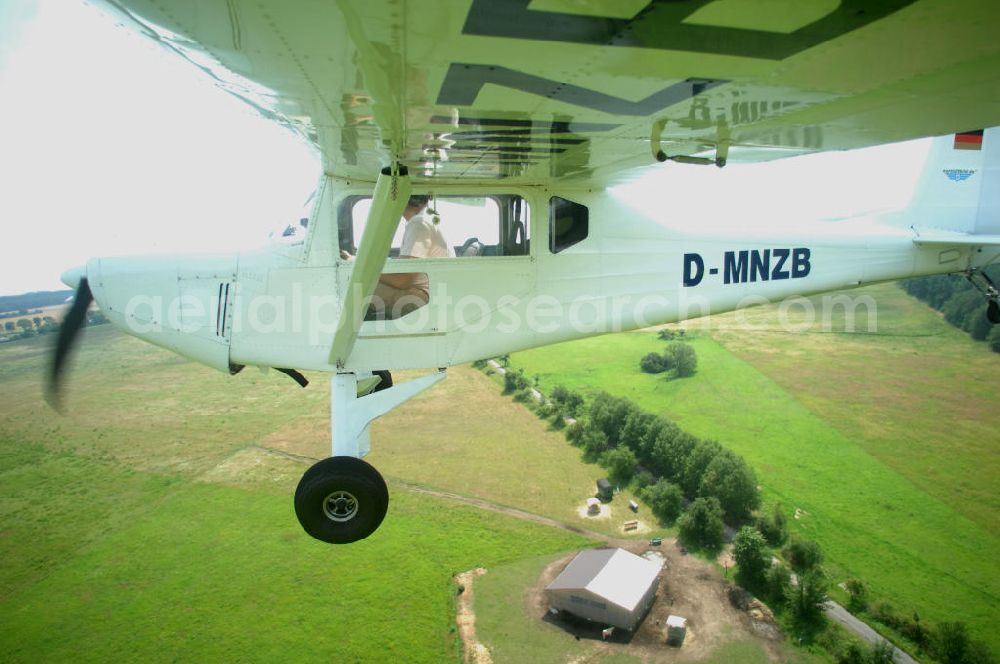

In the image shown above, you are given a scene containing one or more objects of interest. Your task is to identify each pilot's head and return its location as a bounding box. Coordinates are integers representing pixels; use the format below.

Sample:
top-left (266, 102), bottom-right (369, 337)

top-left (405, 195), bottom-right (430, 216)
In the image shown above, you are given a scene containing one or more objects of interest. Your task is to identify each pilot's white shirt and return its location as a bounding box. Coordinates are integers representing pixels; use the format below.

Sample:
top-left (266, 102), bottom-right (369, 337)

top-left (399, 213), bottom-right (451, 293)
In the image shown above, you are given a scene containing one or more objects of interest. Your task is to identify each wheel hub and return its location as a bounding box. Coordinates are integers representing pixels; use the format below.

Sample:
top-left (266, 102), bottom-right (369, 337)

top-left (322, 490), bottom-right (359, 522)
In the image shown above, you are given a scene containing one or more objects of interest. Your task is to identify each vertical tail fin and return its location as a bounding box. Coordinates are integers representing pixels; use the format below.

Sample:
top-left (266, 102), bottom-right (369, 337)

top-left (908, 128), bottom-right (999, 235)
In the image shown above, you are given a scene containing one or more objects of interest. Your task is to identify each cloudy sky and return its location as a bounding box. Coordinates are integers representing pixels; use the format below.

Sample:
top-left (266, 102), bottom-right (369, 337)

top-left (0, 0), bottom-right (931, 296)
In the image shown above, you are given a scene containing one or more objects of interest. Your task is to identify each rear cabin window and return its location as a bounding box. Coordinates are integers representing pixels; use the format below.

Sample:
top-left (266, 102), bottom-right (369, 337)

top-left (341, 195), bottom-right (530, 258)
top-left (549, 196), bottom-right (588, 253)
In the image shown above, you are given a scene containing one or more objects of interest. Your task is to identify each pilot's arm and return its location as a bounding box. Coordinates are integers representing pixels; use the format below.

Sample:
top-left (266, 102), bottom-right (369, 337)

top-left (340, 222), bottom-right (425, 289)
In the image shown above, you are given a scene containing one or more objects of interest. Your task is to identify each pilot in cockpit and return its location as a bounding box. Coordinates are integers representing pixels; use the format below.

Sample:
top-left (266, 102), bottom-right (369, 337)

top-left (341, 195), bottom-right (451, 319)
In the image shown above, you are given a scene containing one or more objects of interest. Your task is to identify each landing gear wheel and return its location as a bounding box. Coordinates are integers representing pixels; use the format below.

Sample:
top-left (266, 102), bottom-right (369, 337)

top-left (373, 370), bottom-right (393, 392)
top-left (988, 300), bottom-right (1000, 325)
top-left (294, 456), bottom-right (388, 544)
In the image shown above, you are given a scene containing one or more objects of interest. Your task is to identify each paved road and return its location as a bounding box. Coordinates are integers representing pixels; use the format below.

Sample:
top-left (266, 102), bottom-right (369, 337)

top-left (824, 601), bottom-right (918, 664)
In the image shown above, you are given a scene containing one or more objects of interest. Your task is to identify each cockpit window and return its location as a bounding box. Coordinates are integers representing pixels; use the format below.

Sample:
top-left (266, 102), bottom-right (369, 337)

top-left (549, 196), bottom-right (588, 253)
top-left (342, 194), bottom-right (530, 258)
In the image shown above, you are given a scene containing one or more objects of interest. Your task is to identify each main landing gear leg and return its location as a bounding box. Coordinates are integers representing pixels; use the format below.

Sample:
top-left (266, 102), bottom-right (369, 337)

top-left (294, 370), bottom-right (447, 543)
top-left (965, 269), bottom-right (1000, 324)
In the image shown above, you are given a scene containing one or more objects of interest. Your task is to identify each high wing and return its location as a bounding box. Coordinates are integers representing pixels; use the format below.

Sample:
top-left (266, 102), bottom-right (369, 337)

top-left (97, 0), bottom-right (1000, 183)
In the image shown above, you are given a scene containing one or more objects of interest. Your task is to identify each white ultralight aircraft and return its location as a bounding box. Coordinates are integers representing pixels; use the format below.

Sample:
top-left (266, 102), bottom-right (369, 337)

top-left (49, 0), bottom-right (1000, 543)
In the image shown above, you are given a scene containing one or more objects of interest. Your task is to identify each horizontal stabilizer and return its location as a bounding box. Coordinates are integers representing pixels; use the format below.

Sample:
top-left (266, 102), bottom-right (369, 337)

top-left (912, 231), bottom-right (1000, 246)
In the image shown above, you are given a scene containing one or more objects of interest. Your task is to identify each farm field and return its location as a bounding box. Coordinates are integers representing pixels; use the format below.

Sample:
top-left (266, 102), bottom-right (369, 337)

top-left (0, 327), bottom-right (590, 663)
top-left (508, 283), bottom-right (1000, 652)
top-left (0, 325), bottom-right (825, 663)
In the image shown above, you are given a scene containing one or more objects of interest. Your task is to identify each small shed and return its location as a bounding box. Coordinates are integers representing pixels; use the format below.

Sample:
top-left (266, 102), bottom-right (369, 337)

top-left (596, 479), bottom-right (613, 501)
top-left (666, 615), bottom-right (687, 646)
top-left (546, 548), bottom-right (662, 631)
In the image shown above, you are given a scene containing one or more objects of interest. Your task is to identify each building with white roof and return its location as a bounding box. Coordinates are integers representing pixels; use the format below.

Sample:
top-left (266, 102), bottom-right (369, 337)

top-left (545, 548), bottom-right (662, 630)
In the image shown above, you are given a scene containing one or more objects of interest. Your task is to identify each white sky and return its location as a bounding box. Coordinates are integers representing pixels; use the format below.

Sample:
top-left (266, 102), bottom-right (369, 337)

top-left (0, 0), bottom-right (932, 296)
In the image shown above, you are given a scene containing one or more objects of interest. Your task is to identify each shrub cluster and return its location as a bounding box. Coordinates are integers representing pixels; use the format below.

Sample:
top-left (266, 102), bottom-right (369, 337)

top-left (867, 603), bottom-right (995, 663)
top-left (731, 525), bottom-right (828, 630)
top-left (639, 341), bottom-right (697, 377)
top-left (502, 367), bottom-right (531, 395)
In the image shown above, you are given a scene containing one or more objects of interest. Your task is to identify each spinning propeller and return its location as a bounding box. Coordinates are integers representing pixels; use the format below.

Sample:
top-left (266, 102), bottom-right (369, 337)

top-left (46, 267), bottom-right (92, 412)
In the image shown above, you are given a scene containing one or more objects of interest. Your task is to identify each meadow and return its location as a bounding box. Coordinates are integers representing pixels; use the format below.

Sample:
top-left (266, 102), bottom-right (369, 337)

top-left (0, 327), bottom-right (590, 663)
top-left (508, 283), bottom-right (1000, 652)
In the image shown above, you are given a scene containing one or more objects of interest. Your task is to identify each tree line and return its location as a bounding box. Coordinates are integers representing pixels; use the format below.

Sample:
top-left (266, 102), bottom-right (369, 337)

top-left (0, 310), bottom-right (108, 341)
top-left (0, 290), bottom-right (74, 316)
top-left (479, 358), bottom-right (996, 663)
top-left (900, 268), bottom-right (1000, 352)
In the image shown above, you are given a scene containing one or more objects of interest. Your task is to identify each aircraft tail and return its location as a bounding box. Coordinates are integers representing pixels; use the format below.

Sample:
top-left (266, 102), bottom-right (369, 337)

top-left (906, 127), bottom-right (1000, 236)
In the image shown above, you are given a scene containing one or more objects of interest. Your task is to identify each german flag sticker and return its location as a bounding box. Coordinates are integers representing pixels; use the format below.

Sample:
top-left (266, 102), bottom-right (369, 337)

top-left (954, 130), bottom-right (984, 150)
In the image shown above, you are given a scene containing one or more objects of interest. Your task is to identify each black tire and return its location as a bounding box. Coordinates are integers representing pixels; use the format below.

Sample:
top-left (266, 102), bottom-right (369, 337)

top-left (294, 456), bottom-right (388, 544)
top-left (988, 300), bottom-right (1000, 325)
top-left (373, 370), bottom-right (393, 392)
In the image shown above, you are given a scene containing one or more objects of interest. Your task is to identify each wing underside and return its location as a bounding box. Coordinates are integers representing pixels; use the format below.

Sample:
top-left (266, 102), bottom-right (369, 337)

top-left (97, 0), bottom-right (1000, 184)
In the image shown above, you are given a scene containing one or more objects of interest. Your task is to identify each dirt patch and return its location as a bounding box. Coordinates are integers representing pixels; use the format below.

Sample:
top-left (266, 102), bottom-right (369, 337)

top-left (620, 520), bottom-right (651, 535)
top-left (523, 539), bottom-right (785, 662)
top-left (260, 419), bottom-right (327, 459)
top-left (576, 503), bottom-right (610, 520)
top-left (198, 446), bottom-right (308, 489)
top-left (456, 568), bottom-right (492, 664)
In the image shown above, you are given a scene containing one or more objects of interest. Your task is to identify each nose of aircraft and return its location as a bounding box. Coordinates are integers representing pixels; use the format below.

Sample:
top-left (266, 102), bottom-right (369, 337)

top-left (60, 266), bottom-right (86, 289)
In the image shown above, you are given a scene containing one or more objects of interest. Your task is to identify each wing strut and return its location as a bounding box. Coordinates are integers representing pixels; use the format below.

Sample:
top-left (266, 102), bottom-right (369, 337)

top-left (329, 164), bottom-right (411, 368)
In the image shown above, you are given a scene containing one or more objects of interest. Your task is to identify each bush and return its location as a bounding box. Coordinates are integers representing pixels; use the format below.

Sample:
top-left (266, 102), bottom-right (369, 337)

top-left (534, 402), bottom-right (555, 419)
top-left (844, 578), bottom-right (869, 612)
top-left (640, 352), bottom-right (669, 374)
top-left (665, 341), bottom-right (697, 377)
top-left (681, 439), bottom-right (722, 495)
top-left (589, 392), bottom-right (637, 446)
top-left (602, 447), bottom-right (637, 484)
top-left (620, 411), bottom-right (657, 452)
top-left (765, 563), bottom-right (792, 605)
top-left (868, 641), bottom-right (897, 664)
top-left (550, 385), bottom-right (583, 416)
top-left (930, 622), bottom-right (996, 664)
top-left (836, 642), bottom-right (868, 664)
top-left (698, 449), bottom-right (760, 524)
top-left (565, 421), bottom-right (585, 446)
top-left (784, 538), bottom-right (824, 573)
top-left (471, 358), bottom-right (488, 369)
top-left (634, 468), bottom-right (656, 488)
top-left (733, 526), bottom-right (770, 588)
top-left (641, 479), bottom-right (684, 524)
top-left (579, 426), bottom-right (609, 462)
top-left (678, 496), bottom-right (725, 550)
top-left (836, 641), bottom-right (896, 664)
top-left (757, 504), bottom-right (788, 546)
top-left (512, 387), bottom-right (534, 404)
top-left (503, 368), bottom-right (530, 394)
top-left (786, 567), bottom-right (828, 627)
top-left (649, 428), bottom-right (696, 484)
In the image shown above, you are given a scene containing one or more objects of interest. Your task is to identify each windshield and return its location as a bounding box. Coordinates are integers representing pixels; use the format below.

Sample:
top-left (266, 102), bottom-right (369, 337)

top-left (268, 189), bottom-right (316, 246)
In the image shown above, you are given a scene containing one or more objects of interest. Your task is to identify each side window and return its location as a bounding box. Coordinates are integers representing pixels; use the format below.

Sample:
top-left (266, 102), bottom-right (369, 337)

top-left (549, 196), bottom-right (588, 253)
top-left (341, 195), bottom-right (530, 258)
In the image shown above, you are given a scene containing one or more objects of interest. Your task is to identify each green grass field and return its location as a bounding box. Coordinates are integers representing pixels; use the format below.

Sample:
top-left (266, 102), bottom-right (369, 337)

top-left (508, 283), bottom-right (1000, 652)
top-left (0, 328), bottom-right (590, 663)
